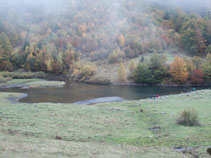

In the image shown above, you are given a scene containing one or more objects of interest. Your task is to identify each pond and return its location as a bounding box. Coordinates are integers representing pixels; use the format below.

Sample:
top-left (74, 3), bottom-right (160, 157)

top-left (1, 83), bottom-right (210, 104)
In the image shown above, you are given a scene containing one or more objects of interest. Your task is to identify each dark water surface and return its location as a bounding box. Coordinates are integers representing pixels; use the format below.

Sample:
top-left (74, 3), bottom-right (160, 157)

top-left (1, 83), bottom-right (210, 103)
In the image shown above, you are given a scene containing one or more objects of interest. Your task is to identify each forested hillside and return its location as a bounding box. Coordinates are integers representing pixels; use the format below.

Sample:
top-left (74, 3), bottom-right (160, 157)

top-left (0, 0), bottom-right (210, 84)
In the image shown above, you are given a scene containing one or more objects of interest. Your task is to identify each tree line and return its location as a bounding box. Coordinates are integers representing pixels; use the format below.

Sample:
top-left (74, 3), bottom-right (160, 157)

top-left (118, 53), bottom-right (211, 84)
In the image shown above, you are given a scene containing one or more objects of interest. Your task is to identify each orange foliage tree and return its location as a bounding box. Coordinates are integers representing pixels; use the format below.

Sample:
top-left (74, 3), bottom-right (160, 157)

top-left (170, 56), bottom-right (189, 83)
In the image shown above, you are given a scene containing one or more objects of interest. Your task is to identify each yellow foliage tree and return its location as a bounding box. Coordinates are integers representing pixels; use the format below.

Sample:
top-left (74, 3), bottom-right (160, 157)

top-left (118, 63), bottom-right (126, 83)
top-left (170, 56), bottom-right (189, 83)
top-left (118, 34), bottom-right (125, 47)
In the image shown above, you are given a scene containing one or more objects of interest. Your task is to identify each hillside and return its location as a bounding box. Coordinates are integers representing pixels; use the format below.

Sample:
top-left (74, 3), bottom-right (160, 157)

top-left (0, 0), bottom-right (211, 84)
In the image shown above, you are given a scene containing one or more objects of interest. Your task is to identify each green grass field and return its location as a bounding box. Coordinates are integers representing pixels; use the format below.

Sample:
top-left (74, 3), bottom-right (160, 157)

top-left (0, 89), bottom-right (210, 157)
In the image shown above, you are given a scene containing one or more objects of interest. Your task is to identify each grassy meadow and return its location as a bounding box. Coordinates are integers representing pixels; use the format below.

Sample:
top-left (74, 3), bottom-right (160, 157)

top-left (0, 88), bottom-right (210, 157)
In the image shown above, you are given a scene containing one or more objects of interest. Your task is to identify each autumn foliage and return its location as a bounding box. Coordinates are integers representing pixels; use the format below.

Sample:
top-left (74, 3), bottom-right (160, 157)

top-left (170, 57), bottom-right (189, 83)
top-left (191, 69), bottom-right (204, 84)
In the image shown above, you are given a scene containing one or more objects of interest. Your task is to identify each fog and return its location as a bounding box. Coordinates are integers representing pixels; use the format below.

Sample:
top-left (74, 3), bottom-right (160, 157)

top-left (3, 0), bottom-right (210, 7)
top-left (0, 0), bottom-right (210, 56)
top-left (1, 0), bottom-right (210, 14)
top-left (1, 0), bottom-right (210, 23)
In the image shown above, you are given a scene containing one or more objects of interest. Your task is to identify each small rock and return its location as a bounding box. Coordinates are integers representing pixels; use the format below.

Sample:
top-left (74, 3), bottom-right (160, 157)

top-left (140, 109), bottom-right (144, 112)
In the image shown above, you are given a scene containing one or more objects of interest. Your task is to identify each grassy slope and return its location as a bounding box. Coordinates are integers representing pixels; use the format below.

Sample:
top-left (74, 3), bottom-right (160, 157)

top-left (0, 90), bottom-right (210, 157)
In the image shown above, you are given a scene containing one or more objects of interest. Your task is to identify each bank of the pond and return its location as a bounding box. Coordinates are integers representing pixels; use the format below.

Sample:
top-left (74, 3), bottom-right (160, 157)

top-left (0, 90), bottom-right (210, 157)
top-left (0, 79), bottom-right (65, 89)
top-left (1, 78), bottom-right (211, 104)
top-left (1, 71), bottom-right (211, 87)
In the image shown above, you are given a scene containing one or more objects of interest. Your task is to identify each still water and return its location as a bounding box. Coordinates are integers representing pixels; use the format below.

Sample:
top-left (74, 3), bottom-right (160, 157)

top-left (1, 83), bottom-right (210, 103)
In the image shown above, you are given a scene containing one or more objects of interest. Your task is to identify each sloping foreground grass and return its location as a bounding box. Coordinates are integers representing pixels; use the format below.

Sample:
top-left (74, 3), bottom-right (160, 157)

top-left (0, 90), bottom-right (210, 157)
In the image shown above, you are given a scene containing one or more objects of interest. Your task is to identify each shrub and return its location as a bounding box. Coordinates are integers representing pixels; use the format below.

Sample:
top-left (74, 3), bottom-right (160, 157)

top-left (149, 53), bottom-right (167, 69)
top-left (191, 69), bottom-right (204, 84)
top-left (149, 53), bottom-right (168, 84)
top-left (132, 53), bottom-right (168, 84)
top-left (70, 62), bottom-right (97, 81)
top-left (133, 63), bottom-right (153, 84)
top-left (130, 41), bottom-right (143, 55)
top-left (80, 63), bottom-right (97, 80)
top-left (176, 109), bottom-right (200, 126)
top-left (151, 67), bottom-right (168, 84)
top-left (108, 48), bottom-right (125, 63)
top-left (125, 47), bottom-right (139, 59)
